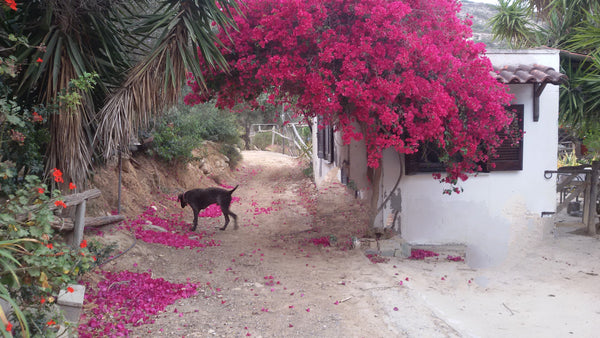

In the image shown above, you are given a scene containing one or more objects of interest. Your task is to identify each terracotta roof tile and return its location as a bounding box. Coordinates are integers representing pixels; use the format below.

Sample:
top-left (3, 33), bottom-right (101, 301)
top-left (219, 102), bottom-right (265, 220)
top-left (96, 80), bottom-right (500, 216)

top-left (492, 64), bottom-right (567, 85)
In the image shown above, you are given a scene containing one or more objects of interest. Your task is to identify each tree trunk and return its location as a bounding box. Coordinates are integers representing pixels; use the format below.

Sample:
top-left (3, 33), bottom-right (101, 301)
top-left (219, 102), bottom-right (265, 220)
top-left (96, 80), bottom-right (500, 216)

top-left (367, 166), bottom-right (383, 229)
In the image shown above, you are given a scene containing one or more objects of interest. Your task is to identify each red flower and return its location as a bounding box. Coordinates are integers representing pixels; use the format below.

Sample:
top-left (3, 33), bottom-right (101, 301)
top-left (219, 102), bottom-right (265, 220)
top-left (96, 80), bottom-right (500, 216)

top-left (80, 239), bottom-right (87, 248)
top-left (69, 182), bottom-right (76, 190)
top-left (32, 111), bottom-right (44, 123)
top-left (36, 57), bottom-right (43, 63)
top-left (47, 319), bottom-right (56, 326)
top-left (54, 200), bottom-right (67, 208)
top-left (52, 168), bottom-right (64, 183)
top-left (4, 0), bottom-right (16, 11)
top-left (41, 298), bottom-right (46, 304)
top-left (38, 187), bottom-right (45, 194)
top-left (67, 287), bottom-right (74, 293)
top-left (10, 129), bottom-right (25, 144)
top-left (46, 243), bottom-right (53, 249)
top-left (5, 322), bottom-right (12, 332)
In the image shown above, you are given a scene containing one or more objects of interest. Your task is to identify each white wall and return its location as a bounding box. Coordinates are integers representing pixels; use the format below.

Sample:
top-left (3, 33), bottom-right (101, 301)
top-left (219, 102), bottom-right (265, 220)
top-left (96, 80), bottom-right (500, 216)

top-left (395, 49), bottom-right (559, 267)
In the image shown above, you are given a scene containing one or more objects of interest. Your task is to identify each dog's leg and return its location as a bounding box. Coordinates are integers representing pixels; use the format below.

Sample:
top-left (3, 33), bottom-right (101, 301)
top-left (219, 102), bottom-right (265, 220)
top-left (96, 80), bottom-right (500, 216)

top-left (191, 208), bottom-right (199, 231)
top-left (230, 211), bottom-right (238, 230)
top-left (219, 213), bottom-right (230, 231)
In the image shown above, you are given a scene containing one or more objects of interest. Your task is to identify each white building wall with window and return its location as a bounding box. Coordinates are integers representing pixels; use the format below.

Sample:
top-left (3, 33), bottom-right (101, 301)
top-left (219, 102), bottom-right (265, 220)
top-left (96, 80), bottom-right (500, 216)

top-left (311, 49), bottom-right (562, 268)
top-left (391, 49), bottom-right (560, 267)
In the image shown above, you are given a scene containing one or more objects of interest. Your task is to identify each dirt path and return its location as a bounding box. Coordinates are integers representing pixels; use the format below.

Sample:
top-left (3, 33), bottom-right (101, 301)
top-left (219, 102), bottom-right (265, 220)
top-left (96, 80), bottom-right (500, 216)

top-left (88, 150), bottom-right (457, 337)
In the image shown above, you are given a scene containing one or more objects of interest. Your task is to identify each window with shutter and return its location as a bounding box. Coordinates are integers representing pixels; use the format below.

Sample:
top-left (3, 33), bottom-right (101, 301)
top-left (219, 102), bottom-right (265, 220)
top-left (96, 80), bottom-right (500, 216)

top-left (405, 104), bottom-right (524, 174)
top-left (317, 122), bottom-right (334, 163)
top-left (491, 104), bottom-right (523, 171)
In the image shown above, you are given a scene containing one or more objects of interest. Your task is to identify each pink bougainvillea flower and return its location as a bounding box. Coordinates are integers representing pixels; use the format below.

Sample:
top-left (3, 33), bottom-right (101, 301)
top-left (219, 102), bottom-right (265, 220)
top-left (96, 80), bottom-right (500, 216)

top-left (393, 307), bottom-right (399, 311)
top-left (184, 0), bottom-right (514, 185)
top-left (409, 249), bottom-right (439, 260)
top-left (447, 255), bottom-right (464, 262)
top-left (78, 270), bottom-right (198, 337)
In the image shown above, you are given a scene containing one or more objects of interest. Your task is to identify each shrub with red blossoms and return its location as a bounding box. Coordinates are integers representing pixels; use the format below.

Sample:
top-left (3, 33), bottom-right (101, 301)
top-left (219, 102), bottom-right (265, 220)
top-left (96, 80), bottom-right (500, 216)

top-left (186, 0), bottom-right (514, 181)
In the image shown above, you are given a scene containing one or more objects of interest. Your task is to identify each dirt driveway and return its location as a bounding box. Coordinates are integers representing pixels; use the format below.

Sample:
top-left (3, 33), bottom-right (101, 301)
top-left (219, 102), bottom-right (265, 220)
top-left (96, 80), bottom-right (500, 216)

top-left (84, 151), bottom-right (459, 337)
top-left (83, 150), bottom-right (600, 337)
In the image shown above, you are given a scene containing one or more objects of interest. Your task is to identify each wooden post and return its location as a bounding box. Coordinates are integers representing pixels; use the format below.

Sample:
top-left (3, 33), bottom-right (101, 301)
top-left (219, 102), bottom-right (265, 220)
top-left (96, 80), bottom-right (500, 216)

top-left (271, 125), bottom-right (275, 146)
top-left (72, 200), bottom-right (86, 248)
top-left (587, 161), bottom-right (599, 235)
top-left (583, 171), bottom-right (591, 227)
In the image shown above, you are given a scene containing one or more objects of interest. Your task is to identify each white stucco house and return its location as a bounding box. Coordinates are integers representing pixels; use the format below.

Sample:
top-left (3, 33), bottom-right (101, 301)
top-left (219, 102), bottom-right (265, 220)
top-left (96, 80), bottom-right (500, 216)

top-left (312, 49), bottom-right (567, 268)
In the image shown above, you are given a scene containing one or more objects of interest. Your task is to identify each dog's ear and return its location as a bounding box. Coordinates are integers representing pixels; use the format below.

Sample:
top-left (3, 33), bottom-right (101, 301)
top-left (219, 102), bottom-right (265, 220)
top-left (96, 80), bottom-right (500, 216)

top-left (177, 193), bottom-right (187, 208)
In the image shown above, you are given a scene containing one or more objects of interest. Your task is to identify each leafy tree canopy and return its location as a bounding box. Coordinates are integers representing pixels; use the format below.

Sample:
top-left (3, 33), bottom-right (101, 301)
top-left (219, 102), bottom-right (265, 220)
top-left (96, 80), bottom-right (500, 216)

top-left (186, 0), bottom-right (514, 181)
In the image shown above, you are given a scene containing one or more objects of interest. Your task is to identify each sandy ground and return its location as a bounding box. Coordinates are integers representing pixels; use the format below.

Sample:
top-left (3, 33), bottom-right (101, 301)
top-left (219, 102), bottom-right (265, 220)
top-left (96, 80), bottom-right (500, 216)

top-left (86, 150), bottom-right (600, 337)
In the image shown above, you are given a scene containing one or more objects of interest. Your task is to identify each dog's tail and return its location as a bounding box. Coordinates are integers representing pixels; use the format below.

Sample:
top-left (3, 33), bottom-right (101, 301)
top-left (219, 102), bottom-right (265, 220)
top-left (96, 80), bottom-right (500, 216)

top-left (229, 185), bottom-right (239, 194)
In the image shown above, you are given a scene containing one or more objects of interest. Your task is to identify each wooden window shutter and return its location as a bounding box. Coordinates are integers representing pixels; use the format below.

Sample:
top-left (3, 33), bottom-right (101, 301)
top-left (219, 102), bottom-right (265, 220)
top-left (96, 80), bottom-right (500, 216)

top-left (317, 120), bottom-right (334, 163)
top-left (317, 127), bottom-right (325, 159)
top-left (491, 104), bottom-right (524, 171)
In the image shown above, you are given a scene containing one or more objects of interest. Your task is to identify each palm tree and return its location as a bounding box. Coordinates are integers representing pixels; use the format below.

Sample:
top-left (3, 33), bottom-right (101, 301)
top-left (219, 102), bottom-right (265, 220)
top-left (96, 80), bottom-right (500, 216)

top-left (1, 0), bottom-right (239, 185)
top-left (490, 0), bottom-right (600, 136)
top-left (489, 0), bottom-right (536, 48)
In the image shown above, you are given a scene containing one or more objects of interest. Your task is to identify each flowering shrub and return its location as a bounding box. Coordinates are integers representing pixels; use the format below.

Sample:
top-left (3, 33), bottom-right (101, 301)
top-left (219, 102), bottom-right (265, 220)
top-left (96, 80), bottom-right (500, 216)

top-left (78, 270), bottom-right (198, 337)
top-left (186, 0), bottom-right (514, 183)
top-left (0, 164), bottom-right (103, 336)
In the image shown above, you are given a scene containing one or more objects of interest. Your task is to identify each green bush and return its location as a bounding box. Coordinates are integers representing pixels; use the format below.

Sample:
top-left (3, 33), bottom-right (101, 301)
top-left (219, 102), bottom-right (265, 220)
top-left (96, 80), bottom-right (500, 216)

top-left (149, 102), bottom-right (241, 163)
top-left (219, 143), bottom-right (242, 168)
top-left (252, 131), bottom-right (281, 150)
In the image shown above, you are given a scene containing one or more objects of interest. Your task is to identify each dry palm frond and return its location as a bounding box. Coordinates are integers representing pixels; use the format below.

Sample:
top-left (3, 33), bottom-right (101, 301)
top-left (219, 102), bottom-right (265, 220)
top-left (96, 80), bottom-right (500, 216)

top-left (43, 59), bottom-right (94, 187)
top-left (96, 21), bottom-right (190, 159)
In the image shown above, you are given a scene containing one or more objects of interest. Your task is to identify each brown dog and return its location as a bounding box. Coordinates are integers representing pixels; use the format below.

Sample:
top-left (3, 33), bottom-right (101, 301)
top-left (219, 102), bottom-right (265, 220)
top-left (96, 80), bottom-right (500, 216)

top-left (177, 185), bottom-right (239, 231)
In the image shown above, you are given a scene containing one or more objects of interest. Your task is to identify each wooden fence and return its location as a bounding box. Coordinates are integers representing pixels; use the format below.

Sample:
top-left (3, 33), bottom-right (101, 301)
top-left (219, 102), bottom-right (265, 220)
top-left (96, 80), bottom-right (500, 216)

top-left (545, 161), bottom-right (600, 235)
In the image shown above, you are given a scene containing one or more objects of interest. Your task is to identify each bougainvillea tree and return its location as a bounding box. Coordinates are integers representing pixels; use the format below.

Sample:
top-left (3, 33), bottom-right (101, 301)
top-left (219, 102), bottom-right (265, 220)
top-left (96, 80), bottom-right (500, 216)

top-left (186, 0), bottom-right (513, 182)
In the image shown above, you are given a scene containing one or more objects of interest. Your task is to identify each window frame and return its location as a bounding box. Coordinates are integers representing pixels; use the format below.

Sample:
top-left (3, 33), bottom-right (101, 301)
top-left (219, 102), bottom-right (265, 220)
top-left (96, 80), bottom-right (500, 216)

top-left (405, 104), bottom-right (524, 174)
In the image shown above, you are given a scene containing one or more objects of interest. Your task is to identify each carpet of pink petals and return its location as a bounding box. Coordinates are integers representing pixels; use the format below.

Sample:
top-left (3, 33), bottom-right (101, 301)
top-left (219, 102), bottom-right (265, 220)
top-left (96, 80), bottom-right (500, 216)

top-left (79, 190), bottom-right (241, 336)
top-left (78, 270), bottom-right (198, 337)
